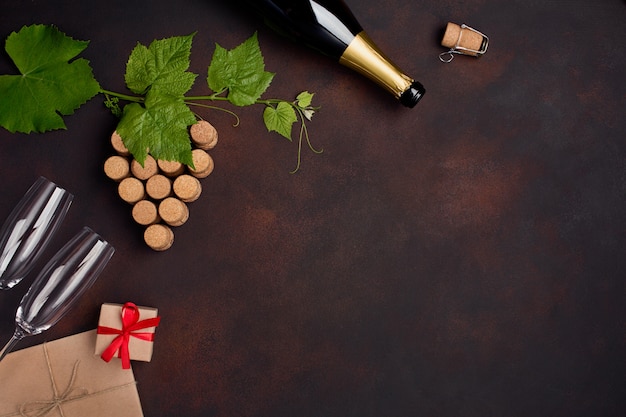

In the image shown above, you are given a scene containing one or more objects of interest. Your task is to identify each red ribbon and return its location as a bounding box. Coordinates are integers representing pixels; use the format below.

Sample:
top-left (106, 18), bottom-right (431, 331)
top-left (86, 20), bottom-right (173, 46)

top-left (97, 302), bottom-right (161, 369)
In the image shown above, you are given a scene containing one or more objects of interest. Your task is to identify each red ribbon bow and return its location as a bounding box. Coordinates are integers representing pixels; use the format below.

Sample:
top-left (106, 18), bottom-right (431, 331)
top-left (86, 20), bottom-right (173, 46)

top-left (97, 302), bottom-right (161, 369)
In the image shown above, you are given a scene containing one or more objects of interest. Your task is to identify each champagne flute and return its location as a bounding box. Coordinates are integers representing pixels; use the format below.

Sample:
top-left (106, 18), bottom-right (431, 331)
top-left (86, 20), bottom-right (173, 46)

top-left (0, 176), bottom-right (73, 290)
top-left (0, 227), bottom-right (114, 362)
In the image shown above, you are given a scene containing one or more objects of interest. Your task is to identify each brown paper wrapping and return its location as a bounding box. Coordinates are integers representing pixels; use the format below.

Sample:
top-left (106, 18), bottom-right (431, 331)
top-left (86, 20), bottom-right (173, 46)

top-left (0, 330), bottom-right (143, 417)
top-left (95, 303), bottom-right (158, 364)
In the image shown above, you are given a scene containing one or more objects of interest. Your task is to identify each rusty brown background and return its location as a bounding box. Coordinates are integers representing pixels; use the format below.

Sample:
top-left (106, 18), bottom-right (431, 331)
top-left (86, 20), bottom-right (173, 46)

top-left (1, 0), bottom-right (625, 416)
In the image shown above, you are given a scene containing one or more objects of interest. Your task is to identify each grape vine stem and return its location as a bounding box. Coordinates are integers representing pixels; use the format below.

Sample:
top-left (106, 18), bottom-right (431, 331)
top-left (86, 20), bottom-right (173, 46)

top-left (99, 89), bottom-right (320, 174)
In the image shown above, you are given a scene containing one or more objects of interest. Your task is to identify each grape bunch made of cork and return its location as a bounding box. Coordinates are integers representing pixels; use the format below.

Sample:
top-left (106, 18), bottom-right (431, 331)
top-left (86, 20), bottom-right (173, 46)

top-left (104, 120), bottom-right (217, 251)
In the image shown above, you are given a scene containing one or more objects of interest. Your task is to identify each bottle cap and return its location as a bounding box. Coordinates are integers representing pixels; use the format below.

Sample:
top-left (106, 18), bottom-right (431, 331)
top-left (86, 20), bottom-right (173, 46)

top-left (400, 81), bottom-right (426, 108)
top-left (440, 22), bottom-right (489, 62)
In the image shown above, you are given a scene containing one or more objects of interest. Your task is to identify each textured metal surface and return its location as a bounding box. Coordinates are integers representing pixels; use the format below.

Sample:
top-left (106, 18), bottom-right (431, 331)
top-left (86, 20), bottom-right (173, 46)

top-left (0, 1), bottom-right (624, 416)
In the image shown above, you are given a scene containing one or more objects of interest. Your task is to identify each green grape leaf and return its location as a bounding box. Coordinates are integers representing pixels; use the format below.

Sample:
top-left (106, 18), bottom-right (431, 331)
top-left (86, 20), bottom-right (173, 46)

top-left (116, 91), bottom-right (196, 167)
top-left (119, 34), bottom-right (200, 166)
top-left (207, 32), bottom-right (274, 106)
top-left (296, 91), bottom-right (314, 108)
top-left (0, 24), bottom-right (100, 133)
top-left (125, 33), bottom-right (197, 96)
top-left (263, 102), bottom-right (297, 140)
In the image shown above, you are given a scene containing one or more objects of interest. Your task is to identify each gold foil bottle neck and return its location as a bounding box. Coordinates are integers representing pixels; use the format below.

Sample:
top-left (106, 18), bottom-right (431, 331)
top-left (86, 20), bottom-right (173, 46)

top-left (339, 31), bottom-right (414, 100)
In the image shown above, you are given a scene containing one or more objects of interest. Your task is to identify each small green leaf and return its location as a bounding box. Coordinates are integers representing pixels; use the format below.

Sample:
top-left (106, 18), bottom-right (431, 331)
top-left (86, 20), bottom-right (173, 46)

top-left (116, 92), bottom-right (196, 166)
top-left (296, 91), bottom-right (314, 108)
top-left (0, 24), bottom-right (100, 133)
top-left (125, 33), bottom-right (197, 96)
top-left (263, 102), bottom-right (297, 140)
top-left (207, 32), bottom-right (274, 106)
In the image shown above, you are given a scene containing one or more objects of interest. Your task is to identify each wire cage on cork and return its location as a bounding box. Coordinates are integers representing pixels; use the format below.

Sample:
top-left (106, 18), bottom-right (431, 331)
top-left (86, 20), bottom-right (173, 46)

top-left (439, 22), bottom-right (489, 63)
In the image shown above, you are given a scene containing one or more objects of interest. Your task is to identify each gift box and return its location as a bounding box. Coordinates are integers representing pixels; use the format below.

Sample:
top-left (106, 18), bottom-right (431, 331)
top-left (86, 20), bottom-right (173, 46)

top-left (0, 330), bottom-right (144, 417)
top-left (95, 302), bottom-right (160, 369)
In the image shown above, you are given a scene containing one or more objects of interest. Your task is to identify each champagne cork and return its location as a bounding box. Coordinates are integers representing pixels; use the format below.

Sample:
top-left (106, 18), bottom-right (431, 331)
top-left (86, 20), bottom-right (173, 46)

top-left (145, 174), bottom-right (172, 200)
top-left (104, 155), bottom-right (130, 182)
top-left (111, 131), bottom-right (130, 156)
top-left (144, 223), bottom-right (174, 251)
top-left (132, 200), bottom-right (160, 226)
top-left (173, 174), bottom-right (202, 203)
top-left (118, 177), bottom-right (145, 204)
top-left (190, 120), bottom-right (218, 150)
top-left (157, 159), bottom-right (185, 177)
top-left (131, 155), bottom-right (158, 180)
top-left (188, 149), bottom-right (214, 178)
top-left (441, 22), bottom-right (487, 57)
top-left (158, 197), bottom-right (189, 227)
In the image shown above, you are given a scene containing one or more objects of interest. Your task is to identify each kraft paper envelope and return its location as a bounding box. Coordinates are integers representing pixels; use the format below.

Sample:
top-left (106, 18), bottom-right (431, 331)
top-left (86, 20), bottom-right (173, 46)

top-left (0, 330), bottom-right (144, 417)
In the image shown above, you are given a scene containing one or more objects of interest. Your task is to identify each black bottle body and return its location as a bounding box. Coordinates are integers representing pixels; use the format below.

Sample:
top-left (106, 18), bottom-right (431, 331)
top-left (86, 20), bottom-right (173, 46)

top-left (244, 0), bottom-right (425, 107)
top-left (246, 0), bottom-right (361, 58)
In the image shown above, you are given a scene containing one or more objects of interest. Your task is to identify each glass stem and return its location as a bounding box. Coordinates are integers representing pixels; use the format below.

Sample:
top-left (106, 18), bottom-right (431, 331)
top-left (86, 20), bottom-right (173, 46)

top-left (0, 328), bottom-right (24, 362)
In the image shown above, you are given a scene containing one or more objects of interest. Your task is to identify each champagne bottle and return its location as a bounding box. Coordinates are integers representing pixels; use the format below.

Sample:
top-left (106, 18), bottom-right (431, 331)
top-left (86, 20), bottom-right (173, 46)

top-left (243, 0), bottom-right (425, 107)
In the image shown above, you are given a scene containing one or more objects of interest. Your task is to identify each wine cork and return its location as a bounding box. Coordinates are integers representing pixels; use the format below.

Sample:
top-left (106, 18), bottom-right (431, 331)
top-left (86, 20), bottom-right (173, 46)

top-left (130, 155), bottom-right (158, 180)
top-left (158, 197), bottom-right (189, 227)
top-left (118, 177), bottom-right (145, 204)
top-left (173, 174), bottom-right (202, 203)
top-left (104, 155), bottom-right (130, 182)
top-left (188, 149), bottom-right (214, 178)
top-left (441, 22), bottom-right (486, 56)
top-left (190, 120), bottom-right (218, 150)
top-left (157, 159), bottom-right (185, 177)
top-left (111, 131), bottom-right (130, 156)
top-left (132, 200), bottom-right (160, 226)
top-left (145, 174), bottom-right (172, 200)
top-left (144, 223), bottom-right (174, 251)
